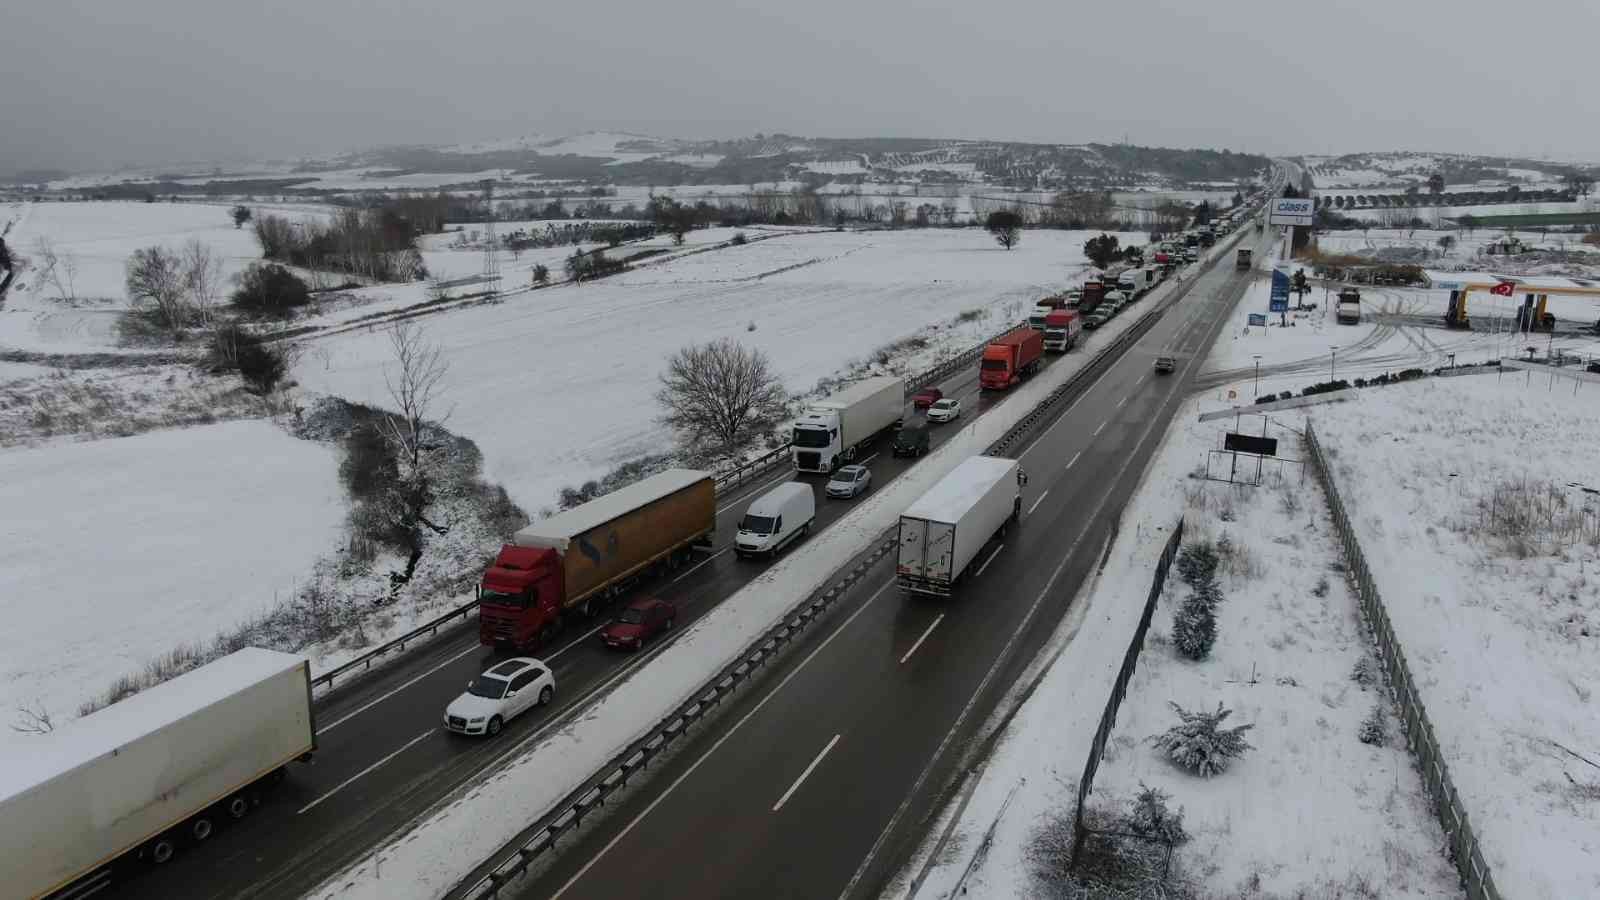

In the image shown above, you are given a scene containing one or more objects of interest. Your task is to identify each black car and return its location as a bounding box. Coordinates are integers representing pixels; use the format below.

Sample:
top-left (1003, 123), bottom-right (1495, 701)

top-left (892, 422), bottom-right (930, 457)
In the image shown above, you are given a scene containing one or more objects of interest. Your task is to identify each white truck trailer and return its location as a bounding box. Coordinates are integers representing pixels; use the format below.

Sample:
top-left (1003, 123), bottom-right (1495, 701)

top-left (792, 375), bottom-right (904, 474)
top-left (2, 648), bottom-right (316, 900)
top-left (896, 455), bottom-right (1022, 595)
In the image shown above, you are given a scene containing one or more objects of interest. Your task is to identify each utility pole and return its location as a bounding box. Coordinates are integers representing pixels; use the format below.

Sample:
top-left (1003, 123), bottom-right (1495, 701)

top-left (1253, 354), bottom-right (1262, 398)
top-left (1330, 345), bottom-right (1339, 381)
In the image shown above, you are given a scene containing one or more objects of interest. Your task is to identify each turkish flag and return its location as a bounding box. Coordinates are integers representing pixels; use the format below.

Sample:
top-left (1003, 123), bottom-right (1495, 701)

top-left (1490, 282), bottom-right (1515, 296)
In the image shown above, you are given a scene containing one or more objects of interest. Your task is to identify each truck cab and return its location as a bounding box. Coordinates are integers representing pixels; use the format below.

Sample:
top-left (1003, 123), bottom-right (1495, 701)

top-left (478, 545), bottom-right (565, 649)
top-left (1027, 303), bottom-right (1054, 331)
top-left (1042, 309), bottom-right (1082, 352)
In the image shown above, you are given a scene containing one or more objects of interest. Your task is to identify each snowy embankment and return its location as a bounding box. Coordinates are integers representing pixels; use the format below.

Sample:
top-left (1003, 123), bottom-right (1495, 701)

top-left (298, 228), bottom-right (1103, 516)
top-left (890, 397), bottom-right (1460, 899)
top-left (306, 275), bottom-right (1164, 900)
top-left (1307, 375), bottom-right (1600, 900)
top-left (0, 420), bottom-right (343, 734)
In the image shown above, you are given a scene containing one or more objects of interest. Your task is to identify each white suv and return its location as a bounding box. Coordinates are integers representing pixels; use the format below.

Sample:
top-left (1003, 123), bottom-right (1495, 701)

top-left (444, 657), bottom-right (555, 736)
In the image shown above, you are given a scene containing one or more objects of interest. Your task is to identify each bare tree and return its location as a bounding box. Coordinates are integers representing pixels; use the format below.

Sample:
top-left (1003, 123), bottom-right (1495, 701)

top-left (182, 240), bottom-right (224, 326)
top-left (656, 338), bottom-right (787, 457)
top-left (11, 701), bottom-right (54, 734)
top-left (125, 246), bottom-right (189, 335)
top-left (986, 210), bottom-right (1023, 250)
top-left (382, 322), bottom-right (454, 539)
top-left (33, 236), bottom-right (78, 302)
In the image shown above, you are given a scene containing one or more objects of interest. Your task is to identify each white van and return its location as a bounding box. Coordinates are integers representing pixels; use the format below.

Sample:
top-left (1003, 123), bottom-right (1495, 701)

top-left (735, 482), bottom-right (815, 559)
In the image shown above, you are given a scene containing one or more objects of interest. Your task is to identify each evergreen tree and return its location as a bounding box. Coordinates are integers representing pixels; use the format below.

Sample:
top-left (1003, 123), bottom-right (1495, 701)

top-left (1172, 594), bottom-right (1217, 660)
top-left (1152, 702), bottom-right (1254, 777)
top-left (1175, 541), bottom-right (1219, 588)
top-left (1359, 703), bottom-right (1388, 745)
top-left (1129, 782), bottom-right (1188, 844)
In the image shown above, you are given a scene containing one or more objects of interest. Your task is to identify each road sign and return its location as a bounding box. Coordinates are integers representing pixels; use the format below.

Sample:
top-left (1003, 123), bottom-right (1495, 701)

top-left (1269, 270), bottom-right (1290, 313)
top-left (1268, 197), bottom-right (1314, 227)
top-left (1248, 313), bottom-right (1267, 327)
top-left (1224, 433), bottom-right (1279, 456)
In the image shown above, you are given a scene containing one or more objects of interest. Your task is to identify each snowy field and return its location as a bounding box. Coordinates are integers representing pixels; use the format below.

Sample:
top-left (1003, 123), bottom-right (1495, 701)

top-left (1306, 374), bottom-right (1600, 900)
top-left (298, 228), bottom-right (1110, 515)
top-left (0, 199), bottom-right (330, 353)
top-left (0, 419), bottom-right (343, 734)
top-left (890, 394), bottom-right (1461, 899)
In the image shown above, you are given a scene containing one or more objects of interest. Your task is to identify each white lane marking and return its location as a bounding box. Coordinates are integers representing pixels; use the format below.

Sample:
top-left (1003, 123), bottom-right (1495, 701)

top-left (974, 544), bottom-right (1004, 578)
top-left (1027, 490), bottom-right (1050, 516)
top-left (548, 581), bottom-right (892, 900)
top-left (899, 614), bottom-right (946, 665)
top-left (1116, 394), bottom-right (1128, 408)
top-left (772, 733), bottom-right (843, 813)
top-left (1065, 450), bottom-right (1082, 470)
top-left (1136, 373), bottom-right (1149, 388)
top-left (672, 547), bottom-right (729, 583)
top-left (297, 728), bottom-right (434, 814)
top-left (1093, 420), bottom-right (1107, 437)
top-left (838, 243), bottom-right (1248, 900)
top-left (316, 645), bottom-right (479, 735)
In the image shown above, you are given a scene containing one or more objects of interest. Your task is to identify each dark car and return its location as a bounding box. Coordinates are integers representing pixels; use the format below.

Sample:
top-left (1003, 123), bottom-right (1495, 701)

top-left (893, 422), bottom-right (930, 457)
top-left (600, 596), bottom-right (676, 651)
top-left (911, 386), bottom-right (944, 409)
top-left (1154, 356), bottom-right (1177, 374)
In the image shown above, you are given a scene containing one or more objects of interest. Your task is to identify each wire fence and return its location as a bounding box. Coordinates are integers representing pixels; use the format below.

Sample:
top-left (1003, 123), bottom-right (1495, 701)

top-left (1304, 421), bottom-right (1501, 900)
top-left (1069, 517), bottom-right (1185, 864)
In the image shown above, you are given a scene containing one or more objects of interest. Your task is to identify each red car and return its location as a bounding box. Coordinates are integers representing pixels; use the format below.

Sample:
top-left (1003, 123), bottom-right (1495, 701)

top-left (600, 596), bottom-right (677, 651)
top-left (911, 386), bottom-right (944, 409)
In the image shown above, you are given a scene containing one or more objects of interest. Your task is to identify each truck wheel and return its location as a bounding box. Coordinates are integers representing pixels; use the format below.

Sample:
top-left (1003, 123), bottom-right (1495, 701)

top-left (190, 817), bottom-right (214, 842)
top-left (148, 836), bottom-right (178, 864)
top-left (226, 795), bottom-right (251, 820)
top-left (487, 716), bottom-right (503, 736)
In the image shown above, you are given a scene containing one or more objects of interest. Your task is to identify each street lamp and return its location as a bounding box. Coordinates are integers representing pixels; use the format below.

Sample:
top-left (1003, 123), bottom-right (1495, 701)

top-left (1252, 354), bottom-right (1262, 397)
top-left (1330, 345), bottom-right (1339, 380)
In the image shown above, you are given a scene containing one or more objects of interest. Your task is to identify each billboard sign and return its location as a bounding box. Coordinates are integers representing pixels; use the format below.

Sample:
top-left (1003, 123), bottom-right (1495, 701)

top-left (1269, 269), bottom-right (1291, 312)
top-left (1224, 433), bottom-right (1279, 456)
top-left (1248, 313), bottom-right (1267, 327)
top-left (1268, 197), bottom-right (1315, 226)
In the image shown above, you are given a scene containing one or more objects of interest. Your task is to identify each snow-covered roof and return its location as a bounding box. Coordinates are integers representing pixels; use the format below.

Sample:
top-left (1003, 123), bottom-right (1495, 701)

top-left (514, 469), bottom-right (712, 549)
top-left (809, 375), bottom-right (902, 411)
top-left (903, 456), bottom-right (1017, 525)
top-left (1424, 270), bottom-right (1600, 290)
top-left (0, 648), bottom-right (304, 802)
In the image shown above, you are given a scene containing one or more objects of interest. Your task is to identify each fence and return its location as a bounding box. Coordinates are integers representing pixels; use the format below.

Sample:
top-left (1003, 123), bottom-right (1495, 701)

top-left (1304, 421), bottom-right (1501, 900)
top-left (1069, 518), bottom-right (1184, 863)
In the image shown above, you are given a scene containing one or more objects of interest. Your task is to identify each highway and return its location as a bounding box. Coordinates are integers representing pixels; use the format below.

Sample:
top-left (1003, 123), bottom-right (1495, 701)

top-left (500, 228), bottom-right (1277, 900)
top-left (125, 280), bottom-right (1106, 900)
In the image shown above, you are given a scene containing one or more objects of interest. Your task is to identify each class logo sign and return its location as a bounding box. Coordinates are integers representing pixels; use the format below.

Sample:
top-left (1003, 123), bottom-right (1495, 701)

top-left (1268, 198), bottom-right (1315, 226)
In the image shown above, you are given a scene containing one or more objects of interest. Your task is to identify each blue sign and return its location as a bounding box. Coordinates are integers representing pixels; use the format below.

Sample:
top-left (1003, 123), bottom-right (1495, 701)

top-left (1248, 313), bottom-right (1267, 327)
top-left (1269, 270), bottom-right (1290, 313)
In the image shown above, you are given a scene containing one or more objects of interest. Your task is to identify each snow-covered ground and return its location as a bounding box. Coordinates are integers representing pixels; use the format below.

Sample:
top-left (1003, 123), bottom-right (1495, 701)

top-left (298, 228), bottom-right (1110, 516)
top-left (1305, 374), bottom-right (1600, 900)
top-left (305, 278), bottom-right (1170, 900)
top-left (891, 393), bottom-right (1462, 899)
top-left (0, 419), bottom-right (343, 733)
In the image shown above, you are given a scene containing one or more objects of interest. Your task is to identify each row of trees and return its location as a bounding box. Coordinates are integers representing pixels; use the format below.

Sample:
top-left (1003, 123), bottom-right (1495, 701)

top-left (253, 208), bottom-right (427, 283)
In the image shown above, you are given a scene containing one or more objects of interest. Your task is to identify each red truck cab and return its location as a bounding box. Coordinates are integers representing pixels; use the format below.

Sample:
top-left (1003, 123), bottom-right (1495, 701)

top-left (979, 327), bottom-right (1045, 390)
top-left (478, 545), bottom-right (565, 649)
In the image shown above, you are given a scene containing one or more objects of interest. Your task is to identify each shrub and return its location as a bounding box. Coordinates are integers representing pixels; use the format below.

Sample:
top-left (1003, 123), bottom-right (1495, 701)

top-left (1173, 589), bottom-right (1219, 660)
top-left (1175, 541), bottom-right (1219, 587)
top-left (1359, 703), bottom-right (1389, 745)
top-left (1312, 575), bottom-right (1330, 597)
top-left (1128, 782), bottom-right (1189, 845)
top-left (232, 263), bottom-right (311, 317)
top-left (1351, 655), bottom-right (1378, 688)
top-left (532, 264), bottom-right (550, 284)
top-left (1300, 378), bottom-right (1351, 397)
top-left (1151, 701), bottom-right (1254, 777)
top-left (236, 335), bottom-right (288, 393)
top-left (731, 232), bottom-right (749, 246)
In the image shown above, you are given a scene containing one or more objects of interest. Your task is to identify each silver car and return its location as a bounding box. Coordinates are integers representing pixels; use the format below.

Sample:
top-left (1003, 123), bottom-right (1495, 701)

top-left (826, 464), bottom-right (872, 498)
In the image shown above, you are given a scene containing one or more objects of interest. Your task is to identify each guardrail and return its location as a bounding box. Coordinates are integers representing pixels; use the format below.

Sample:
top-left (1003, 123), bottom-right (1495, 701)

top-left (1305, 421), bottom-right (1500, 900)
top-left (451, 220), bottom-right (1254, 899)
top-left (311, 598), bottom-right (480, 692)
top-left (1069, 518), bottom-right (1184, 863)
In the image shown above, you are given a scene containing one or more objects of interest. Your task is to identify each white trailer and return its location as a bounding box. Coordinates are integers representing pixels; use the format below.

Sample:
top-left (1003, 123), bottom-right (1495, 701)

top-left (792, 375), bottom-right (904, 474)
top-left (2, 648), bottom-right (315, 900)
top-left (896, 456), bottom-right (1022, 595)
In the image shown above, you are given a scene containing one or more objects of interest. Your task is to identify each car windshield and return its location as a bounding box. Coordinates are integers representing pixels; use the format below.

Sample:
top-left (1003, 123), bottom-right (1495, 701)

top-left (933, 400), bottom-right (954, 409)
top-left (467, 677), bottom-right (509, 700)
top-left (836, 467), bottom-right (861, 479)
top-left (618, 608), bottom-right (646, 625)
top-left (480, 589), bottom-right (527, 609)
top-left (740, 514), bottom-right (775, 534)
top-left (792, 425), bottom-right (831, 448)
top-left (980, 359), bottom-right (1007, 370)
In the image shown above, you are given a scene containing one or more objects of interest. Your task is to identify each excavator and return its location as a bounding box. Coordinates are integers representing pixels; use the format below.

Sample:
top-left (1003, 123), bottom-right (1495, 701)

top-left (1442, 278), bottom-right (1600, 332)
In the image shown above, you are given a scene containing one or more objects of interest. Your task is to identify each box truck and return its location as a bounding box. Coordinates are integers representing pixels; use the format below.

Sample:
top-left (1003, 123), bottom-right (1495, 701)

top-left (1042, 309), bottom-right (1082, 352)
top-left (896, 456), bottom-right (1023, 596)
top-left (791, 375), bottom-right (904, 474)
top-left (979, 327), bottom-right (1044, 390)
top-left (2, 648), bottom-right (315, 900)
top-left (478, 469), bottom-right (715, 648)
top-left (1236, 248), bottom-right (1253, 270)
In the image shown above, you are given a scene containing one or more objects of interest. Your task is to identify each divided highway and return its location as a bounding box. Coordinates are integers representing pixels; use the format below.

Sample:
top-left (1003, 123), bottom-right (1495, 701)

top-left (501, 230), bottom-right (1276, 900)
top-left (128, 305), bottom-right (1091, 900)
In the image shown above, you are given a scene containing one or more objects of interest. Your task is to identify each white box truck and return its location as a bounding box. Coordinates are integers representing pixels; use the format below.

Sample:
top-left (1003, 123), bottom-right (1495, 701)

top-left (896, 456), bottom-right (1022, 595)
top-left (792, 375), bottom-right (904, 474)
top-left (2, 648), bottom-right (316, 900)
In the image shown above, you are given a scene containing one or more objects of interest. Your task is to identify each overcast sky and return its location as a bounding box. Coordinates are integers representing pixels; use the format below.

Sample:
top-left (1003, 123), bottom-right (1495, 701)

top-left (4, 0), bottom-right (1596, 174)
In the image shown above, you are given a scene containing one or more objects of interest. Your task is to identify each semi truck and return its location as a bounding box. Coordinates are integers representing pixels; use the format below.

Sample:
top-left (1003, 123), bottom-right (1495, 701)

top-left (791, 375), bottom-right (904, 473)
top-left (1042, 309), bottom-right (1082, 352)
top-left (979, 327), bottom-right (1044, 390)
top-left (3, 649), bottom-right (315, 900)
top-left (896, 456), bottom-right (1022, 596)
top-left (1074, 279), bottom-right (1109, 315)
top-left (1336, 287), bottom-right (1362, 324)
top-left (1236, 248), bottom-right (1253, 270)
top-left (478, 469), bottom-right (716, 648)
